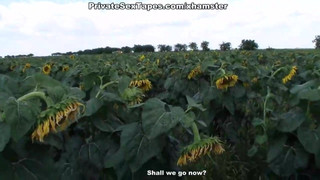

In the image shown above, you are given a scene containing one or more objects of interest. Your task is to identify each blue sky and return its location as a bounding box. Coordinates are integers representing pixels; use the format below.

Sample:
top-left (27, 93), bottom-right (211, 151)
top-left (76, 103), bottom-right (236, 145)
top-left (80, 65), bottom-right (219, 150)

top-left (0, 0), bottom-right (320, 56)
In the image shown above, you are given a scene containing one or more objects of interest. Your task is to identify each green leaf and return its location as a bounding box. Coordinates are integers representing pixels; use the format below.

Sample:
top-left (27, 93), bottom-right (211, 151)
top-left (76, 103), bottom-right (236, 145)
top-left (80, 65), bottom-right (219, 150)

top-left (231, 85), bottom-right (246, 98)
top-left (66, 87), bottom-right (86, 99)
top-left (181, 111), bottom-right (195, 128)
top-left (297, 89), bottom-right (320, 101)
top-left (290, 80), bottom-right (317, 94)
top-left (294, 143), bottom-right (309, 169)
top-left (297, 126), bottom-right (320, 154)
top-left (118, 76), bottom-right (131, 94)
top-left (247, 145), bottom-right (258, 157)
top-left (186, 95), bottom-right (206, 111)
top-left (223, 96), bottom-right (234, 115)
top-left (47, 85), bottom-right (68, 103)
top-left (277, 108), bottom-right (306, 132)
top-left (142, 98), bottom-right (184, 139)
top-left (93, 118), bottom-right (114, 133)
top-left (0, 122), bottom-right (10, 152)
top-left (33, 73), bottom-right (62, 89)
top-left (252, 118), bottom-right (264, 127)
top-left (269, 148), bottom-right (295, 176)
top-left (120, 122), bottom-right (164, 172)
top-left (4, 98), bottom-right (40, 141)
top-left (84, 97), bottom-right (103, 117)
top-left (255, 134), bottom-right (268, 145)
top-left (79, 143), bottom-right (102, 169)
top-left (267, 135), bottom-right (287, 163)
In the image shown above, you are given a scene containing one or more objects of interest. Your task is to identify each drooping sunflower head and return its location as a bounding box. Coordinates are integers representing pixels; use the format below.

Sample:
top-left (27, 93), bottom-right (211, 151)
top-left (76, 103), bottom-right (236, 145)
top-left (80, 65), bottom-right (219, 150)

top-left (121, 87), bottom-right (145, 105)
top-left (62, 65), bottom-right (70, 72)
top-left (10, 65), bottom-right (16, 71)
top-left (31, 98), bottom-right (85, 142)
top-left (216, 74), bottom-right (238, 90)
top-left (129, 79), bottom-right (152, 92)
top-left (42, 64), bottom-right (51, 75)
top-left (177, 137), bottom-right (225, 167)
top-left (282, 66), bottom-right (298, 84)
top-left (187, 65), bottom-right (201, 80)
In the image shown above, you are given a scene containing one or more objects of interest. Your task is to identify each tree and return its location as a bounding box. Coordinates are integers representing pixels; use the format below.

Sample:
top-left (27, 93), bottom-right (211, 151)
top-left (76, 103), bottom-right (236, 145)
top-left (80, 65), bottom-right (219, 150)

top-left (313, 35), bottom-right (320, 49)
top-left (188, 42), bottom-right (198, 51)
top-left (121, 46), bottom-right (132, 53)
top-left (239, 39), bottom-right (258, 50)
top-left (201, 41), bottom-right (210, 51)
top-left (219, 42), bottom-right (231, 51)
top-left (158, 44), bottom-right (166, 52)
top-left (158, 45), bottom-right (172, 52)
top-left (174, 43), bottom-right (187, 52)
top-left (133, 45), bottom-right (155, 53)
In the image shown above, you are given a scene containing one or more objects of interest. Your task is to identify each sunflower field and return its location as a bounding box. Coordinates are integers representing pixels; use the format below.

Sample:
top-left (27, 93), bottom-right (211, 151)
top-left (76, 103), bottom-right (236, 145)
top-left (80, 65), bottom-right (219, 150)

top-left (1, 49), bottom-right (320, 179)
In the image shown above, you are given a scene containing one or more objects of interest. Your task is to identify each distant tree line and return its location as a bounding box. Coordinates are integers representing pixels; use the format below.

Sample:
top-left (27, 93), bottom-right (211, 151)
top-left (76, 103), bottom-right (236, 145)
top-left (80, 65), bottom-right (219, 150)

top-left (3, 36), bottom-right (319, 58)
top-left (3, 54), bottom-right (34, 59)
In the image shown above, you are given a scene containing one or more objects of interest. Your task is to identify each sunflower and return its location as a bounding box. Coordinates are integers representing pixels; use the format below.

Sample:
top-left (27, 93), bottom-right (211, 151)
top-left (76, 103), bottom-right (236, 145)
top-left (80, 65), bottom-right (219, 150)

top-left (251, 77), bottom-right (258, 83)
top-left (129, 79), bottom-right (152, 92)
top-left (139, 55), bottom-right (145, 62)
top-left (69, 54), bottom-right (75, 60)
top-left (243, 82), bottom-right (249, 88)
top-left (31, 99), bottom-right (85, 142)
top-left (22, 63), bottom-right (31, 73)
top-left (121, 87), bottom-right (145, 105)
top-left (177, 137), bottom-right (225, 166)
top-left (282, 66), bottom-right (298, 84)
top-left (62, 65), bottom-right (70, 72)
top-left (216, 75), bottom-right (238, 90)
top-left (10, 65), bottom-right (16, 71)
top-left (187, 65), bottom-right (201, 80)
top-left (42, 64), bottom-right (51, 75)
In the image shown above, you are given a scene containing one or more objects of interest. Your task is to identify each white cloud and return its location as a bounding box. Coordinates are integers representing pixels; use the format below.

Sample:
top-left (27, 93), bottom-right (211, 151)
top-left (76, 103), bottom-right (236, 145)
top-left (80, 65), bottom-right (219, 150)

top-left (0, 0), bottom-right (319, 56)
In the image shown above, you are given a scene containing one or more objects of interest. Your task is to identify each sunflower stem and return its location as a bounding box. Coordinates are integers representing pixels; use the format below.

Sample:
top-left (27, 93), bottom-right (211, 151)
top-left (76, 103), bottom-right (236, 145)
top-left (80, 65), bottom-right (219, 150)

top-left (263, 87), bottom-right (271, 125)
top-left (95, 81), bottom-right (119, 98)
top-left (17, 91), bottom-right (54, 107)
top-left (191, 122), bottom-right (201, 142)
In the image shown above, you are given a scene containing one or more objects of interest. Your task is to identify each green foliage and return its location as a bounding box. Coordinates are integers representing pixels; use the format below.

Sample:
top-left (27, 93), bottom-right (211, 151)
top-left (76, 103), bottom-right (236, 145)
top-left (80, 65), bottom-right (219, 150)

top-left (157, 44), bottom-right (172, 52)
top-left (188, 42), bottom-right (198, 51)
top-left (313, 35), bottom-right (320, 49)
top-left (220, 42), bottom-right (231, 51)
top-left (174, 43), bottom-right (187, 51)
top-left (239, 39), bottom-right (259, 50)
top-left (1, 49), bottom-right (320, 179)
top-left (200, 41), bottom-right (210, 51)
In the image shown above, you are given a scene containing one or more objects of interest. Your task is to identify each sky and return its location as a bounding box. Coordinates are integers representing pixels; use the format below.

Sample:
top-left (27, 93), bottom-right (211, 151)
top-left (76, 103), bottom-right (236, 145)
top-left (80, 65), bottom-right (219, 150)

top-left (0, 0), bottom-right (319, 56)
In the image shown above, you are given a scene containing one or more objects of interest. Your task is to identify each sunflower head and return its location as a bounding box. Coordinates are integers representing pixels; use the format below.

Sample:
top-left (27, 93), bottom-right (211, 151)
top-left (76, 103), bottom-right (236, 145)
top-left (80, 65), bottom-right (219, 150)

top-left (177, 137), bottom-right (225, 167)
top-left (121, 87), bottom-right (145, 105)
top-left (31, 98), bottom-right (85, 142)
top-left (251, 77), bottom-right (258, 83)
top-left (22, 63), bottom-right (31, 73)
top-left (25, 63), bottom-right (31, 68)
top-left (216, 74), bottom-right (238, 90)
top-left (62, 65), bottom-right (70, 72)
top-left (69, 55), bottom-right (75, 60)
top-left (10, 65), bottom-right (16, 71)
top-left (42, 64), bottom-right (51, 75)
top-left (129, 78), bottom-right (152, 92)
top-left (187, 65), bottom-right (201, 80)
top-left (282, 66), bottom-right (298, 84)
top-left (139, 55), bottom-right (145, 62)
